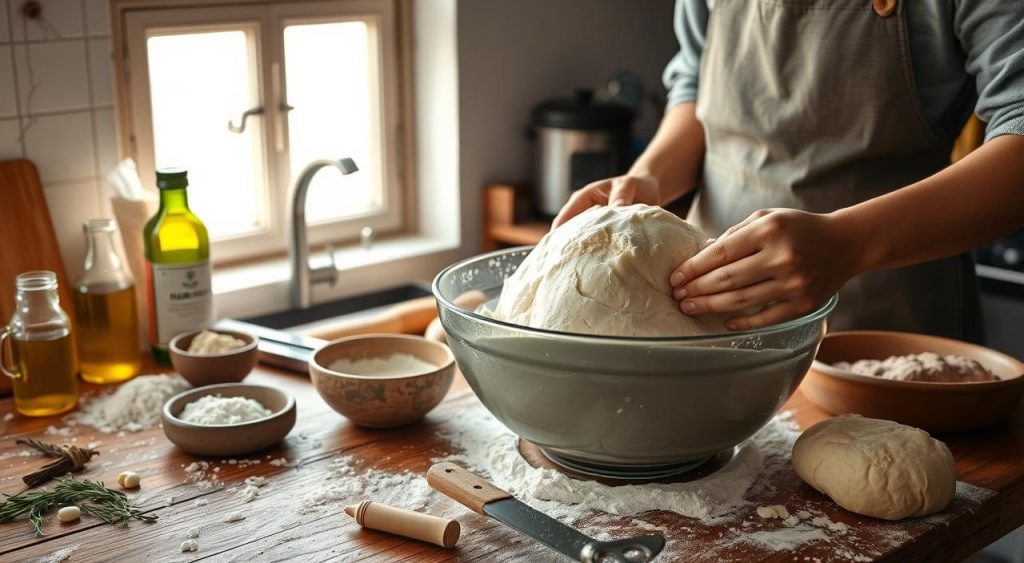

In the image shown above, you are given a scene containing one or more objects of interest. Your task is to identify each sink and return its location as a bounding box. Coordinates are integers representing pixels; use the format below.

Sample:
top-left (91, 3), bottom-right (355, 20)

top-left (242, 283), bottom-right (433, 330)
top-left (219, 283), bottom-right (434, 373)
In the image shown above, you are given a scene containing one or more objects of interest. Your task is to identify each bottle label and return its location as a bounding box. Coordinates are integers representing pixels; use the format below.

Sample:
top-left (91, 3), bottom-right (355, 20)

top-left (147, 260), bottom-right (214, 348)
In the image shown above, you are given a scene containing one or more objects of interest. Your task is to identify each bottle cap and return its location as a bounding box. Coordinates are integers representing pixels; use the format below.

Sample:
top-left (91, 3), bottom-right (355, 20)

top-left (156, 168), bottom-right (189, 190)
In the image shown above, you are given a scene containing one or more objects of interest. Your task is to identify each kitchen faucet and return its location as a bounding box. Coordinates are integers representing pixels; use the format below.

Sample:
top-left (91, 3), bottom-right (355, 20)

top-left (289, 158), bottom-right (359, 309)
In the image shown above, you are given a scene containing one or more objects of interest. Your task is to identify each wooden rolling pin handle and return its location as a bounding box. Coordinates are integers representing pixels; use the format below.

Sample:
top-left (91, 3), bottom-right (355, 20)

top-left (426, 462), bottom-right (511, 514)
top-left (344, 500), bottom-right (461, 549)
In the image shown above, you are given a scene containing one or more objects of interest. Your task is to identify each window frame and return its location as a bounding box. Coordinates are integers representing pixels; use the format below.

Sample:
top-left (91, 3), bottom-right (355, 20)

top-left (113, 0), bottom-right (412, 265)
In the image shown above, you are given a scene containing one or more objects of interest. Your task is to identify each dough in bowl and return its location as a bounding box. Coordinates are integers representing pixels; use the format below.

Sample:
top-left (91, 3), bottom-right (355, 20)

top-left (489, 204), bottom-right (725, 337)
top-left (791, 415), bottom-right (956, 520)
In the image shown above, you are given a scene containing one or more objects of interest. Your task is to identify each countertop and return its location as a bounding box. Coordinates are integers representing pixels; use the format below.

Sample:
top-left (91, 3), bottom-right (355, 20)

top-left (1, 361), bottom-right (1022, 562)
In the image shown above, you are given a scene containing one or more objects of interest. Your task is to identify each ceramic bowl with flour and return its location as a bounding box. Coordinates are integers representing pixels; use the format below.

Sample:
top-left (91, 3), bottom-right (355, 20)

top-left (162, 383), bottom-right (296, 456)
top-left (434, 246), bottom-right (835, 479)
top-left (309, 334), bottom-right (456, 428)
top-left (804, 331), bottom-right (1024, 432)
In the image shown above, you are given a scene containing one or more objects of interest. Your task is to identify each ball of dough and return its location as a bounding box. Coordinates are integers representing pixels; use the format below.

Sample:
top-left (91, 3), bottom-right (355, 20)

top-left (791, 415), bottom-right (956, 520)
top-left (489, 204), bottom-right (725, 337)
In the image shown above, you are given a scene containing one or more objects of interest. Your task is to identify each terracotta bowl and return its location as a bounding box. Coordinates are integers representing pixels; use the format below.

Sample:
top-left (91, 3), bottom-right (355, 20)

top-left (162, 383), bottom-right (296, 456)
top-left (803, 331), bottom-right (1024, 433)
top-left (169, 329), bottom-right (259, 387)
top-left (309, 334), bottom-right (456, 429)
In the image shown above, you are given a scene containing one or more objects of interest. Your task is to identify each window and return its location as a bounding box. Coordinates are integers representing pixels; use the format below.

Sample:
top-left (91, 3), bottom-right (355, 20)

top-left (118, 0), bottom-right (407, 262)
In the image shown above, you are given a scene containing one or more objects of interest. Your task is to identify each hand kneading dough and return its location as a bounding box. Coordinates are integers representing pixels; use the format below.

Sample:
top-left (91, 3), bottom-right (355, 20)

top-left (490, 204), bottom-right (725, 337)
top-left (791, 415), bottom-right (956, 520)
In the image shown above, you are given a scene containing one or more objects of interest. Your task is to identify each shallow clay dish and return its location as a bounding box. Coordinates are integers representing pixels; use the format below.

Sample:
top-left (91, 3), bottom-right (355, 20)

top-left (309, 334), bottom-right (455, 428)
top-left (803, 331), bottom-right (1024, 433)
top-left (169, 329), bottom-right (259, 387)
top-left (162, 383), bottom-right (296, 456)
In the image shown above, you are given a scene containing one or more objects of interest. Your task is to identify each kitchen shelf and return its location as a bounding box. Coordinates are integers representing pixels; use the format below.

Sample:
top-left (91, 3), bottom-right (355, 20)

top-left (482, 183), bottom-right (550, 250)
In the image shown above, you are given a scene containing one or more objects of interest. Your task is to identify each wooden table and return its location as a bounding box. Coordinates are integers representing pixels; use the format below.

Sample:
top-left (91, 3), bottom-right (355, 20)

top-left (1, 362), bottom-right (1022, 562)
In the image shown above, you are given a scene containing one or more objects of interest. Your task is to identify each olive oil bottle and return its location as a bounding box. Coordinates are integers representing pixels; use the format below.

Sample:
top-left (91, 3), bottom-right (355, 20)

top-left (143, 168), bottom-right (213, 364)
top-left (1, 271), bottom-right (79, 416)
top-left (73, 219), bottom-right (142, 383)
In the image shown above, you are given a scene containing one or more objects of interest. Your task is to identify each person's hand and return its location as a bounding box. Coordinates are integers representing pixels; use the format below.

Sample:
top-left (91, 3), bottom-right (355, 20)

top-left (669, 209), bottom-right (862, 330)
top-left (551, 174), bottom-right (660, 229)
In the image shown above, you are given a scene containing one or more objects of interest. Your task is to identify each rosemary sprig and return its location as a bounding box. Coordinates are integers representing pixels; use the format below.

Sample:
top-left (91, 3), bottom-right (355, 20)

top-left (0, 475), bottom-right (157, 536)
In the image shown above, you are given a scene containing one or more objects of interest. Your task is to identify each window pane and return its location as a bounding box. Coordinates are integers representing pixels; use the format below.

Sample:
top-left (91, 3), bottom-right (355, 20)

top-left (284, 21), bottom-right (380, 224)
top-left (147, 30), bottom-right (267, 240)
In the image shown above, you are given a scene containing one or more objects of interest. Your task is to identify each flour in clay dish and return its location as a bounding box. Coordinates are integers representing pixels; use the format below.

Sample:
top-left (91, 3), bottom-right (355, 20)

top-left (833, 352), bottom-right (998, 383)
top-left (487, 204), bottom-right (727, 337)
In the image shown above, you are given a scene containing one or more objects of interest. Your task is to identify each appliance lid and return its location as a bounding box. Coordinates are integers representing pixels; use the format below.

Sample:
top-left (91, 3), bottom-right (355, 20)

top-left (532, 89), bottom-right (634, 131)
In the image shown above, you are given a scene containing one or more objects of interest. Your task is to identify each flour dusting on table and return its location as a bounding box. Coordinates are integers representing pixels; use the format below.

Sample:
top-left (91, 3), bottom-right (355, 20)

top-left (435, 405), bottom-right (796, 521)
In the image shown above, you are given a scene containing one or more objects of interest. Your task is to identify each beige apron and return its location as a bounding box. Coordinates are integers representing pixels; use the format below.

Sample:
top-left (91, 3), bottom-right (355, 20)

top-left (691, 0), bottom-right (982, 340)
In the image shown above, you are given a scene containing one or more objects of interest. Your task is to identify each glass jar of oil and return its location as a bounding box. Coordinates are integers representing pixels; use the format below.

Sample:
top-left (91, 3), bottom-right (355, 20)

top-left (0, 271), bottom-right (79, 416)
top-left (73, 219), bottom-right (142, 384)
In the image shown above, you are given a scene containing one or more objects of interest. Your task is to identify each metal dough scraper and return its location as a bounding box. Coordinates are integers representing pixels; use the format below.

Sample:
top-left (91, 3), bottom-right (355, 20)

top-left (427, 462), bottom-right (664, 562)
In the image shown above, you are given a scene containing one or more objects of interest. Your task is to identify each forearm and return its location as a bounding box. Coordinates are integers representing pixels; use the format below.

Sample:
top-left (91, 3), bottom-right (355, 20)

top-left (628, 102), bottom-right (706, 205)
top-left (837, 134), bottom-right (1024, 274)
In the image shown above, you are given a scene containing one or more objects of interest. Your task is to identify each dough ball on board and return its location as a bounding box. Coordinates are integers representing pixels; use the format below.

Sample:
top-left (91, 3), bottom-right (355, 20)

top-left (489, 204), bottom-right (726, 337)
top-left (791, 415), bottom-right (956, 520)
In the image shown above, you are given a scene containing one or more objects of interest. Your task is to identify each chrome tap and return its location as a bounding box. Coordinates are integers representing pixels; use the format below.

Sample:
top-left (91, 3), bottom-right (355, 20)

top-left (289, 158), bottom-right (358, 309)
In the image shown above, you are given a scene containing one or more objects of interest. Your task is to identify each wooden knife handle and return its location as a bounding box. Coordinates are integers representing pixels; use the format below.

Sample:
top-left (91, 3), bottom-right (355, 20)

top-left (427, 462), bottom-right (512, 514)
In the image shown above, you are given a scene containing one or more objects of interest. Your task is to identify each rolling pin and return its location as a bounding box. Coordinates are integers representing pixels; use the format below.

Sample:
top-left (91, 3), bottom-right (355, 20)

top-left (298, 296), bottom-right (439, 341)
top-left (345, 500), bottom-right (460, 549)
top-left (424, 290), bottom-right (488, 345)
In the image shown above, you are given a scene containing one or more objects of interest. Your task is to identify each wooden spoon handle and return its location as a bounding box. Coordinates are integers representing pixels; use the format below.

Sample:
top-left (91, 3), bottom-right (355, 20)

top-left (427, 462), bottom-right (512, 514)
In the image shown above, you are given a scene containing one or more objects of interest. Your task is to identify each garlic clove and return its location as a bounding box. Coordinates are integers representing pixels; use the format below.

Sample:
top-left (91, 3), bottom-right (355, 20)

top-left (57, 505), bottom-right (81, 523)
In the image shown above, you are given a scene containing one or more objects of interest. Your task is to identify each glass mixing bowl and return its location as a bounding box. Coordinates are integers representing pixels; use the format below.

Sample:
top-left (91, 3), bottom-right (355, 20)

top-left (433, 247), bottom-right (836, 479)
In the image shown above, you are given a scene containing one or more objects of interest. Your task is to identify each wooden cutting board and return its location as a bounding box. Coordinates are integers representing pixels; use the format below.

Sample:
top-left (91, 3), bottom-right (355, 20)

top-left (0, 159), bottom-right (73, 395)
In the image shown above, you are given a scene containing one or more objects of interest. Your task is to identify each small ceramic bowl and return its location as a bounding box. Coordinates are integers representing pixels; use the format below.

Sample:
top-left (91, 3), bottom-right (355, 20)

top-left (309, 334), bottom-right (456, 428)
top-left (169, 329), bottom-right (259, 387)
top-left (803, 331), bottom-right (1024, 433)
top-left (162, 383), bottom-right (296, 456)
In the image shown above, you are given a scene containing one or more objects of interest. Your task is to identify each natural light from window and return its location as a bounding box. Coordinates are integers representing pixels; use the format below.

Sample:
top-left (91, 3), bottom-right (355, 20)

top-left (147, 30), bottom-right (267, 240)
top-left (284, 21), bottom-right (379, 224)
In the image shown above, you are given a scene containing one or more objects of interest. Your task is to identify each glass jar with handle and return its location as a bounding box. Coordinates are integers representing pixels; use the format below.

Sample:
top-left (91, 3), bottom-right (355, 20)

top-left (73, 218), bottom-right (142, 384)
top-left (0, 271), bottom-right (79, 416)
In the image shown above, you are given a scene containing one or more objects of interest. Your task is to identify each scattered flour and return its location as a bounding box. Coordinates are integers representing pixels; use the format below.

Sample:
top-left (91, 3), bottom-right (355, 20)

top-left (183, 461), bottom-right (222, 489)
top-left (45, 425), bottom-right (73, 437)
top-left (186, 528), bottom-right (200, 539)
top-left (328, 353), bottom-right (438, 376)
top-left (298, 457), bottom-right (433, 514)
top-left (178, 395), bottom-right (272, 425)
top-left (238, 476), bottom-right (267, 502)
top-left (66, 375), bottom-right (190, 433)
top-left (435, 405), bottom-right (797, 522)
top-left (269, 457), bottom-right (289, 467)
top-left (223, 512), bottom-right (245, 523)
top-left (39, 544), bottom-right (78, 563)
top-left (180, 539), bottom-right (198, 553)
top-left (757, 505), bottom-right (791, 519)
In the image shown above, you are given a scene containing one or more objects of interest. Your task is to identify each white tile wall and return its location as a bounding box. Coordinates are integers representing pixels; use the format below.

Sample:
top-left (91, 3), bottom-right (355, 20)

top-left (0, 117), bottom-right (21, 158)
top-left (82, 0), bottom-right (107, 37)
top-left (21, 112), bottom-right (96, 182)
top-left (0, 45), bottom-right (16, 117)
top-left (1, 0), bottom-right (118, 277)
top-left (0, 1), bottom-right (8, 43)
top-left (42, 180), bottom-right (101, 279)
top-left (87, 38), bottom-right (111, 105)
top-left (13, 40), bottom-right (91, 113)
top-left (8, 0), bottom-right (84, 41)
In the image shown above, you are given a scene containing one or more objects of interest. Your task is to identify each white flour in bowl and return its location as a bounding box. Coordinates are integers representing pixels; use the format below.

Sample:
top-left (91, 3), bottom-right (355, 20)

top-left (178, 395), bottom-right (272, 425)
top-left (328, 354), bottom-right (437, 376)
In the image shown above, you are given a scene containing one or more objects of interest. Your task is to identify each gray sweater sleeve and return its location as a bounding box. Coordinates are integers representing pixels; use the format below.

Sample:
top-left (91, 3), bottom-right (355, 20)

top-left (955, 1), bottom-right (1024, 140)
top-left (662, 0), bottom-right (710, 108)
